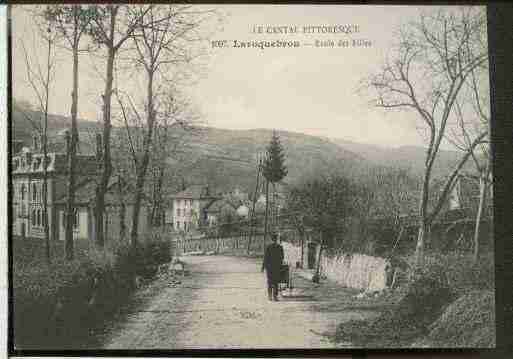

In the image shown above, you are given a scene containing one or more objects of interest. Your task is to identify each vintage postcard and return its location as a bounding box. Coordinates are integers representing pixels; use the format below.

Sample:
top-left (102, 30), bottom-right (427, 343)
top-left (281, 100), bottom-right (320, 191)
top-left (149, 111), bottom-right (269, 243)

top-left (8, 4), bottom-right (495, 352)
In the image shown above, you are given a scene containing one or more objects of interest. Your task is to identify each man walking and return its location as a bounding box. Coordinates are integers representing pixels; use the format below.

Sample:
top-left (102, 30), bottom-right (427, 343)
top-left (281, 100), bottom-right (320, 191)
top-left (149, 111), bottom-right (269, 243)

top-left (261, 232), bottom-right (284, 301)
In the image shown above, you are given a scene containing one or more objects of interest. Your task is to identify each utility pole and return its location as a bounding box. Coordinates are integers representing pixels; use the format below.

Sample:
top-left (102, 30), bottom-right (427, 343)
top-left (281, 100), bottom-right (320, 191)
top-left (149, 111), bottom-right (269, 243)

top-left (263, 177), bottom-right (270, 250)
top-left (247, 152), bottom-right (263, 254)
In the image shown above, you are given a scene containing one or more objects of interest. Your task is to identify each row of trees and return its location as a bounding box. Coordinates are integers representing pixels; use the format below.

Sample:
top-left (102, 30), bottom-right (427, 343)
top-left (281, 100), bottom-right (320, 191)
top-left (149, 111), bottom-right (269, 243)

top-left (16, 4), bottom-right (217, 261)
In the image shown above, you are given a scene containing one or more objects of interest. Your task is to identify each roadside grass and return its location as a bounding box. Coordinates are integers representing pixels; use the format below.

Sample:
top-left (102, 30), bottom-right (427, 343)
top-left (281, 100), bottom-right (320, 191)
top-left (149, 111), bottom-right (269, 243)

top-left (334, 250), bottom-right (495, 348)
top-left (12, 234), bottom-right (172, 350)
top-left (414, 289), bottom-right (495, 348)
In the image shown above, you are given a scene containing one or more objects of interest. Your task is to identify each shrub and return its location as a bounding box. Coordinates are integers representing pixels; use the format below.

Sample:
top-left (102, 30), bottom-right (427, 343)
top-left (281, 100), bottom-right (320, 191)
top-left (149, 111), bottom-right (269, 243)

top-left (336, 267), bottom-right (453, 347)
top-left (405, 251), bottom-right (495, 296)
top-left (13, 236), bottom-right (173, 349)
top-left (13, 258), bottom-right (96, 348)
top-left (417, 290), bottom-right (495, 348)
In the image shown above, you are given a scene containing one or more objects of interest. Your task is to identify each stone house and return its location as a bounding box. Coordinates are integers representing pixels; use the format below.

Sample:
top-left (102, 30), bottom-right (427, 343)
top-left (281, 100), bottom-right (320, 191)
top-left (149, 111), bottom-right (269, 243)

top-left (203, 198), bottom-right (238, 227)
top-left (11, 140), bottom-right (96, 241)
top-left (167, 185), bottom-right (218, 232)
top-left (11, 136), bottom-right (149, 244)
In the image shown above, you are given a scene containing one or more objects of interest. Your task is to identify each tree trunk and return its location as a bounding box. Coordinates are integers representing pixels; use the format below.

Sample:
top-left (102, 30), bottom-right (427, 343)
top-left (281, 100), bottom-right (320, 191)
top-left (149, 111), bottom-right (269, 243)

top-left (117, 174), bottom-right (126, 241)
top-left (130, 70), bottom-right (155, 249)
top-left (414, 220), bottom-right (428, 273)
top-left (314, 232), bottom-right (323, 282)
top-left (247, 159), bottom-right (261, 254)
top-left (300, 231), bottom-right (304, 268)
top-left (43, 33), bottom-right (52, 265)
top-left (413, 166), bottom-right (431, 273)
top-left (43, 112), bottom-right (50, 265)
top-left (65, 41), bottom-right (79, 261)
top-left (130, 173), bottom-right (144, 250)
top-left (150, 166), bottom-right (164, 227)
top-left (263, 179), bottom-right (270, 250)
top-left (473, 174), bottom-right (488, 263)
top-left (95, 44), bottom-right (115, 249)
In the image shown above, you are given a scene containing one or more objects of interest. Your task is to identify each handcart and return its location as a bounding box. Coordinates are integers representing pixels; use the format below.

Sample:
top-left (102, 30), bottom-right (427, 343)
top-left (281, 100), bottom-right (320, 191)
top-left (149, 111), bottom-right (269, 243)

top-left (278, 263), bottom-right (293, 293)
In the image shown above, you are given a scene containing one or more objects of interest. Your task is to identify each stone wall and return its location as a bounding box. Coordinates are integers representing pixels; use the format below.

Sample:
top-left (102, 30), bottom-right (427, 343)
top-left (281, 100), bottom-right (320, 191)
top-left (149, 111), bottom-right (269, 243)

top-left (281, 241), bottom-right (389, 292)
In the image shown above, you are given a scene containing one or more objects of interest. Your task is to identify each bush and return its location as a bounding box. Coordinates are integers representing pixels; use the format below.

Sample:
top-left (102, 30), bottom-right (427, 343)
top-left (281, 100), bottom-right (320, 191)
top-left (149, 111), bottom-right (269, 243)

top-left (335, 250), bottom-right (494, 347)
top-left (406, 251), bottom-right (494, 296)
top-left (416, 290), bottom-right (495, 348)
top-left (336, 267), bottom-right (454, 347)
top-left (13, 257), bottom-right (101, 349)
top-left (13, 237), bottom-right (173, 349)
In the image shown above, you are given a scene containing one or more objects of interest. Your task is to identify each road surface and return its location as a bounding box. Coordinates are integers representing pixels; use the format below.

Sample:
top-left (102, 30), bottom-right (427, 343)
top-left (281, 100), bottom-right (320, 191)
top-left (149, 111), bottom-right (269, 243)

top-left (103, 255), bottom-right (379, 349)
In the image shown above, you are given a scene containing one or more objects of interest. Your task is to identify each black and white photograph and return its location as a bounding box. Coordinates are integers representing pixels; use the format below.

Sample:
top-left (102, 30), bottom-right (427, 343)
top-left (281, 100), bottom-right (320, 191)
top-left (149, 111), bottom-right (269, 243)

top-left (8, 4), bottom-right (496, 351)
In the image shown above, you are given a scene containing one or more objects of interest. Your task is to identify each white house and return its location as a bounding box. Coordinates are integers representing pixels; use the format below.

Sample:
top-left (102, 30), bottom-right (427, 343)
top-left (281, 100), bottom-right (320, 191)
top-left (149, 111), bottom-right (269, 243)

top-left (169, 185), bottom-right (218, 232)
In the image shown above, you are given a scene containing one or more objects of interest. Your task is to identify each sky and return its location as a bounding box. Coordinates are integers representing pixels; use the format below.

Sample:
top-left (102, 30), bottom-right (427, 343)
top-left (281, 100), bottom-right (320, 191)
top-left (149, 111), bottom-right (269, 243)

top-left (11, 5), bottom-right (488, 149)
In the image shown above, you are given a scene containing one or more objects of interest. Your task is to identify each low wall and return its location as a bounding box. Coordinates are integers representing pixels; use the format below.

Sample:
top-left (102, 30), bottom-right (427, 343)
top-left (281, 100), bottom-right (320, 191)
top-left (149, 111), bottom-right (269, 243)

top-left (281, 242), bottom-right (389, 292)
top-left (177, 234), bottom-right (264, 255)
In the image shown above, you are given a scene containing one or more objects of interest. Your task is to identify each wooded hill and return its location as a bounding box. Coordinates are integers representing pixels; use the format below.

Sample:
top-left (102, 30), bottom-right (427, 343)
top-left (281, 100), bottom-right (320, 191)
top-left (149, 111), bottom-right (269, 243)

top-left (11, 106), bottom-right (468, 195)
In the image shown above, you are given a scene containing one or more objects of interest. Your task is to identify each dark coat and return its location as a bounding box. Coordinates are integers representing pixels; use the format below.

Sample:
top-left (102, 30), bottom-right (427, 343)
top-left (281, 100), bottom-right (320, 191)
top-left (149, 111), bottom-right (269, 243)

top-left (262, 242), bottom-right (284, 282)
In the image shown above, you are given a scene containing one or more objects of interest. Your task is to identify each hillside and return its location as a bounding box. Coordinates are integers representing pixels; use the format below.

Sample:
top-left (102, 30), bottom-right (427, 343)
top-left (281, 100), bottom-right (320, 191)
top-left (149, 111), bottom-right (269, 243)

top-left (165, 127), bottom-right (363, 193)
top-left (11, 105), bottom-right (99, 154)
top-left (328, 137), bottom-right (470, 178)
top-left (11, 107), bottom-right (471, 194)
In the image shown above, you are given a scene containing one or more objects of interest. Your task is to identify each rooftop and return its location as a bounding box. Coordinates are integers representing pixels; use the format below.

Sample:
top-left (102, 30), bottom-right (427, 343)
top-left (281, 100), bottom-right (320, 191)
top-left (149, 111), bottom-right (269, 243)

top-left (172, 184), bottom-right (218, 200)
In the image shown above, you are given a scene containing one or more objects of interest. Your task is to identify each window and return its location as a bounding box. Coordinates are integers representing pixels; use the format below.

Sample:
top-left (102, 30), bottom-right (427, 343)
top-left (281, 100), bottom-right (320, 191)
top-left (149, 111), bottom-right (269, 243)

top-left (44, 155), bottom-right (51, 169)
top-left (32, 183), bottom-right (37, 201)
top-left (62, 210), bottom-right (79, 229)
top-left (177, 208), bottom-right (181, 216)
top-left (21, 184), bottom-right (26, 200)
top-left (30, 208), bottom-right (44, 229)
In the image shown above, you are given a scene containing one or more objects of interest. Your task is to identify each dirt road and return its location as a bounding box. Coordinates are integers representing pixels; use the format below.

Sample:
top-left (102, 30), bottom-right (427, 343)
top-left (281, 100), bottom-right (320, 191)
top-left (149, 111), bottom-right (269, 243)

top-left (103, 255), bottom-right (379, 349)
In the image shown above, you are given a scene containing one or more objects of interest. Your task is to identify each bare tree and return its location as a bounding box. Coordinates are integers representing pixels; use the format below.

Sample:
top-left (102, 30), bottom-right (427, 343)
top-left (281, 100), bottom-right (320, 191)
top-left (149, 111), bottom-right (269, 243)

top-left (18, 11), bottom-right (58, 265)
top-left (114, 5), bottom-right (213, 249)
top-left (446, 42), bottom-right (491, 264)
top-left (147, 95), bottom-right (197, 228)
top-left (88, 5), bottom-right (152, 248)
top-left (43, 5), bottom-right (95, 260)
top-left (362, 7), bottom-right (488, 271)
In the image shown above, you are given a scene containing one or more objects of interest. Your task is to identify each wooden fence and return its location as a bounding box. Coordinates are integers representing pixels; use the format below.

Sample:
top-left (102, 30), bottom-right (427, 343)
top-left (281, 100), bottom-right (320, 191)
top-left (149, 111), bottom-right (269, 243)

top-left (176, 234), bottom-right (265, 255)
